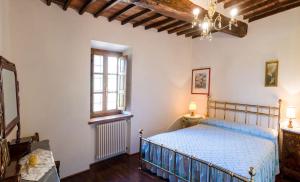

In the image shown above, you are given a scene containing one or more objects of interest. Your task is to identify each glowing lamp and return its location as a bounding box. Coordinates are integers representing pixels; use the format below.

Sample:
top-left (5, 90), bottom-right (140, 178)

top-left (193, 8), bottom-right (200, 16)
top-left (202, 21), bottom-right (209, 30)
top-left (189, 102), bottom-right (197, 116)
top-left (286, 106), bottom-right (296, 128)
top-left (230, 8), bottom-right (238, 18)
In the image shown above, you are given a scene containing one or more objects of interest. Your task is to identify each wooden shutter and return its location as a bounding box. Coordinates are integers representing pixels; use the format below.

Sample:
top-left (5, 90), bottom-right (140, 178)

top-left (117, 56), bottom-right (127, 110)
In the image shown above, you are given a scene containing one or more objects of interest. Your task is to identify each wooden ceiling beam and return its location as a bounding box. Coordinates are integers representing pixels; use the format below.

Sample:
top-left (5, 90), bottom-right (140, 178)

top-left (157, 20), bottom-right (185, 32)
top-left (185, 30), bottom-right (201, 37)
top-left (79, 0), bottom-right (93, 15)
top-left (120, 0), bottom-right (195, 22)
top-left (121, 0), bottom-right (248, 38)
top-left (192, 34), bottom-right (201, 39)
top-left (244, 0), bottom-right (298, 20)
top-left (145, 17), bottom-right (174, 30)
top-left (249, 1), bottom-right (300, 22)
top-left (168, 23), bottom-right (191, 34)
top-left (133, 13), bottom-right (162, 27)
top-left (121, 9), bottom-right (151, 25)
top-left (63, 0), bottom-right (72, 10)
top-left (94, 0), bottom-right (120, 18)
top-left (46, 0), bottom-right (52, 6)
top-left (244, 1), bottom-right (280, 19)
top-left (177, 27), bottom-right (198, 36)
top-left (238, 0), bottom-right (274, 16)
top-left (191, 30), bottom-right (217, 39)
top-left (109, 4), bottom-right (135, 22)
top-left (238, 0), bottom-right (264, 10)
top-left (224, 0), bottom-right (247, 9)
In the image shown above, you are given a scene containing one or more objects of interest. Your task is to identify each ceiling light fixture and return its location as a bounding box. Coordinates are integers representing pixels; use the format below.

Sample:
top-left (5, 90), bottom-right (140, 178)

top-left (192, 0), bottom-right (238, 41)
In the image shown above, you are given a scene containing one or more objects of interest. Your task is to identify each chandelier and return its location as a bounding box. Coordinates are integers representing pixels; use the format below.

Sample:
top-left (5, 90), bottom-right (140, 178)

top-left (192, 0), bottom-right (238, 41)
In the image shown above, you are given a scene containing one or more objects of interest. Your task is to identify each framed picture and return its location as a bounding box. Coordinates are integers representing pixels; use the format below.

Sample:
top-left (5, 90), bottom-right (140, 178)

top-left (191, 68), bottom-right (211, 95)
top-left (265, 60), bottom-right (279, 87)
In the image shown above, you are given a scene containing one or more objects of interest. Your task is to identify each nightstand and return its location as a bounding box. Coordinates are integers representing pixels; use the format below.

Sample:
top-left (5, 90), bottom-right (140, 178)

top-left (181, 114), bottom-right (204, 128)
top-left (281, 127), bottom-right (300, 180)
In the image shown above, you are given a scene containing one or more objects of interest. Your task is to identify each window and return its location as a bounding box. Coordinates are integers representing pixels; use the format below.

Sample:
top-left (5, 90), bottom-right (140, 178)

top-left (91, 49), bottom-right (127, 117)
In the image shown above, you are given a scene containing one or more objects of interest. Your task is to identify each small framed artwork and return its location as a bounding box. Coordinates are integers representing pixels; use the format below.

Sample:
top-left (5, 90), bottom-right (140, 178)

top-left (191, 68), bottom-right (211, 95)
top-left (265, 60), bottom-right (279, 87)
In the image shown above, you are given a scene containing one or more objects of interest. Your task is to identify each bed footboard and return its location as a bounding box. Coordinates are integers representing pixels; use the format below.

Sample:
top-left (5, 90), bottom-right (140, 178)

top-left (138, 129), bottom-right (256, 182)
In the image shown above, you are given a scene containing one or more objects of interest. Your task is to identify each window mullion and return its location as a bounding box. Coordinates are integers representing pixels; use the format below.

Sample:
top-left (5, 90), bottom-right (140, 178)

top-left (103, 55), bottom-right (108, 112)
top-left (116, 56), bottom-right (119, 110)
top-left (91, 52), bottom-right (94, 115)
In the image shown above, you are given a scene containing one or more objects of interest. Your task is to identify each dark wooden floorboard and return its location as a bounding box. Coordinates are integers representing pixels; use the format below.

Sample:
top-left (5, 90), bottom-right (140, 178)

top-left (61, 155), bottom-right (165, 182)
top-left (62, 154), bottom-right (292, 182)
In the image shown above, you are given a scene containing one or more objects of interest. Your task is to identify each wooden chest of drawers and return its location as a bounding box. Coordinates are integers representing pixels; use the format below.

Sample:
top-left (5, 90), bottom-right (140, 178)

top-left (181, 114), bottom-right (204, 128)
top-left (282, 128), bottom-right (300, 180)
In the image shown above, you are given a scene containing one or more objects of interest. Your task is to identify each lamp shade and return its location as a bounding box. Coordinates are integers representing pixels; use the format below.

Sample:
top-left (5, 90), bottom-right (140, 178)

top-left (189, 102), bottom-right (197, 111)
top-left (286, 106), bottom-right (296, 119)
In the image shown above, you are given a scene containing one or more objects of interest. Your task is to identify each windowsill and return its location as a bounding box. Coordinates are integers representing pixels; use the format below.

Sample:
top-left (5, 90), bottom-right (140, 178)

top-left (88, 112), bottom-right (133, 125)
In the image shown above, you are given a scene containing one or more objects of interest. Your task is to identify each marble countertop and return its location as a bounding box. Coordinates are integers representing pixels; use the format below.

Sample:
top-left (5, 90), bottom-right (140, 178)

top-left (281, 127), bottom-right (300, 135)
top-left (183, 114), bottom-right (204, 119)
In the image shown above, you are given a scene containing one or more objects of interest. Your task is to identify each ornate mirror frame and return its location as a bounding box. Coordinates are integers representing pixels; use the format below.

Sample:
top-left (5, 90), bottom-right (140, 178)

top-left (0, 56), bottom-right (20, 141)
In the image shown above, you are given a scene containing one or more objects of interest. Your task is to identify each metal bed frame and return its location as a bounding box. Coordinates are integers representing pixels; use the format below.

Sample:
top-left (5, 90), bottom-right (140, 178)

top-left (139, 97), bottom-right (282, 182)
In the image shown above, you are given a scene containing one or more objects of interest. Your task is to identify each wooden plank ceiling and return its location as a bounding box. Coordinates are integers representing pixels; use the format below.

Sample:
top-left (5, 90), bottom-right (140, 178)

top-left (218, 0), bottom-right (300, 22)
top-left (44, 0), bottom-right (300, 39)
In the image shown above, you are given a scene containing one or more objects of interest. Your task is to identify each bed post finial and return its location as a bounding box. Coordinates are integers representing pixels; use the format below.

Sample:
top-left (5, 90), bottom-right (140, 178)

top-left (278, 99), bottom-right (282, 117)
top-left (206, 96), bottom-right (211, 118)
top-left (278, 99), bottom-right (282, 131)
top-left (249, 167), bottom-right (256, 182)
top-left (139, 129), bottom-right (143, 138)
top-left (138, 129), bottom-right (144, 170)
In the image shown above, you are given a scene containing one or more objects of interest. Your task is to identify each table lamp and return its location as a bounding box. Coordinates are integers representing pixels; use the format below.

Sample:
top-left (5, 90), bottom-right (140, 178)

top-left (189, 102), bottom-right (197, 116)
top-left (286, 106), bottom-right (296, 128)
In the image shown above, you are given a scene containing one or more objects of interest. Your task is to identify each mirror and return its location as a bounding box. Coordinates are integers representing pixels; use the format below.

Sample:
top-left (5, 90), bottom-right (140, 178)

top-left (0, 56), bottom-right (20, 140)
top-left (3, 70), bottom-right (18, 126)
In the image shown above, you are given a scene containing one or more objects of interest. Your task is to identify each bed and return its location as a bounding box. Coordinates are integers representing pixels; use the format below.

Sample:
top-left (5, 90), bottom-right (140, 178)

top-left (139, 98), bottom-right (282, 182)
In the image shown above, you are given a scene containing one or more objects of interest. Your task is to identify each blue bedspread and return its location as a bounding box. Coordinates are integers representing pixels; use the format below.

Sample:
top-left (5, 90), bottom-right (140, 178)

top-left (142, 119), bottom-right (279, 182)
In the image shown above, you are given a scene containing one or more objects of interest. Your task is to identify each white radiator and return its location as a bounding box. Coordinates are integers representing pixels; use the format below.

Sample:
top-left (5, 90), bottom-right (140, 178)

top-left (95, 120), bottom-right (128, 161)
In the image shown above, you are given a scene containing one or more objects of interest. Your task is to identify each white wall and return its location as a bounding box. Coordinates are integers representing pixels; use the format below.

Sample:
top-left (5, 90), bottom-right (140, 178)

top-left (0, 0), bottom-right (3, 55)
top-left (5, 0), bottom-right (300, 178)
top-left (1, 0), bottom-right (17, 141)
top-left (0, 0), bottom-right (6, 56)
top-left (3, 0), bottom-right (192, 177)
top-left (0, 0), bottom-right (12, 58)
top-left (191, 7), bottom-right (300, 127)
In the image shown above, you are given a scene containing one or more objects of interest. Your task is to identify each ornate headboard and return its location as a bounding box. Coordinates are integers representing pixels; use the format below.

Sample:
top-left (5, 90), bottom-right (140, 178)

top-left (206, 97), bottom-right (282, 131)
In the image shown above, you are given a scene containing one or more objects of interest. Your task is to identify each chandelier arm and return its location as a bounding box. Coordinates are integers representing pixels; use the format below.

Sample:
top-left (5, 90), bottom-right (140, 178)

top-left (192, 0), bottom-right (239, 40)
top-left (212, 17), bottom-right (230, 31)
top-left (213, 24), bottom-right (230, 31)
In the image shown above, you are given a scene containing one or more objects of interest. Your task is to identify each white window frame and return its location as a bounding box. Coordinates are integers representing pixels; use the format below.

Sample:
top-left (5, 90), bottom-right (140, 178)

top-left (90, 49), bottom-right (127, 118)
